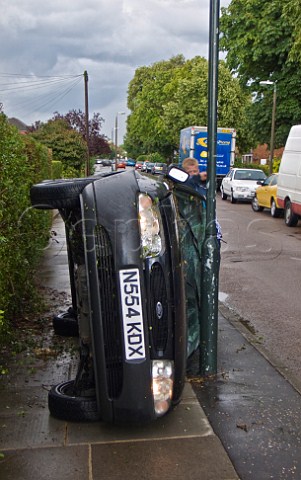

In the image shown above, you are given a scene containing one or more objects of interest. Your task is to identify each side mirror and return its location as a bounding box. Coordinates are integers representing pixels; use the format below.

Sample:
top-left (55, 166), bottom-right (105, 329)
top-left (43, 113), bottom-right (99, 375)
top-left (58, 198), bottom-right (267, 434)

top-left (166, 166), bottom-right (189, 183)
top-left (257, 180), bottom-right (264, 185)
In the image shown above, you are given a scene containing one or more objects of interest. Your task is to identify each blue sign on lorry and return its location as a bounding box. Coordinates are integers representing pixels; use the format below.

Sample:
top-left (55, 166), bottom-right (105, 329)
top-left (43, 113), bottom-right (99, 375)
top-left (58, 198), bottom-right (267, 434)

top-left (179, 126), bottom-right (236, 187)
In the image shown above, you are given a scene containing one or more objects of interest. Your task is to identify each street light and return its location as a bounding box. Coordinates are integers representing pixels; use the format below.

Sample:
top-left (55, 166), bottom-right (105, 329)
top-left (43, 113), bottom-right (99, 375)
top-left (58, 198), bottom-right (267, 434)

top-left (113, 111), bottom-right (125, 171)
top-left (260, 80), bottom-right (277, 175)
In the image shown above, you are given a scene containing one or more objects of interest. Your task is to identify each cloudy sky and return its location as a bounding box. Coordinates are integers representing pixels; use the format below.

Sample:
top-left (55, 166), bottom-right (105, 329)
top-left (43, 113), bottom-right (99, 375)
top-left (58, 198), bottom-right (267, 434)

top-left (0, 0), bottom-right (230, 143)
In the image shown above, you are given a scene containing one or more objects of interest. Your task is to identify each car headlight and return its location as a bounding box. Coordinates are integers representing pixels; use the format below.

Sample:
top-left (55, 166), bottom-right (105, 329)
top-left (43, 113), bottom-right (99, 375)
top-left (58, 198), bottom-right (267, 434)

top-left (138, 194), bottom-right (162, 258)
top-left (152, 360), bottom-right (174, 416)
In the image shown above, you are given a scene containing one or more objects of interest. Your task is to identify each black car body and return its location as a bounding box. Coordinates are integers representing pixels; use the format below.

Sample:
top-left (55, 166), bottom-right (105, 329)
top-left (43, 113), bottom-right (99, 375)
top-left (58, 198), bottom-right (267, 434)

top-left (30, 169), bottom-right (205, 424)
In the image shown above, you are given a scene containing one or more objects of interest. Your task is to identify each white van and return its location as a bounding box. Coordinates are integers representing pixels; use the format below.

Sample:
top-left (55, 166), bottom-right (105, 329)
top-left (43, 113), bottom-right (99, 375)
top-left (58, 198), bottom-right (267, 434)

top-left (277, 125), bottom-right (301, 226)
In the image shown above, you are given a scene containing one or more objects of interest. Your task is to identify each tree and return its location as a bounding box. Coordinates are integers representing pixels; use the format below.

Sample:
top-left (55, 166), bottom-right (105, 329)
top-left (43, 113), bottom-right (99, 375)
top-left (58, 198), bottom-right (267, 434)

top-left (52, 110), bottom-right (111, 157)
top-left (220, 0), bottom-right (301, 147)
top-left (283, 0), bottom-right (301, 62)
top-left (31, 118), bottom-right (88, 174)
top-left (125, 55), bottom-right (251, 158)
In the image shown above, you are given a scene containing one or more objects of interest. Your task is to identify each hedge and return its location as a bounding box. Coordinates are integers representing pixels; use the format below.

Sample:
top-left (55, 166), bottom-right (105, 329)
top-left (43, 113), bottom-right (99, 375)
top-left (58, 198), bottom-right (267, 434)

top-left (0, 114), bottom-right (52, 323)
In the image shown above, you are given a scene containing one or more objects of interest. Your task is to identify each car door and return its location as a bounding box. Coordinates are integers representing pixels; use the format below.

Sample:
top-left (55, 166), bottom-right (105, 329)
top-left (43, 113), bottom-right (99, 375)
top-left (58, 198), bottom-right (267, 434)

top-left (257, 175), bottom-right (274, 208)
top-left (222, 170), bottom-right (233, 195)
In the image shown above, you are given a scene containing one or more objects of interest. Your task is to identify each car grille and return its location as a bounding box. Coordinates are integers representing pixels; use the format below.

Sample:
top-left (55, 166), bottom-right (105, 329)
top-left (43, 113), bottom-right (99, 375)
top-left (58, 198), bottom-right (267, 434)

top-left (95, 225), bottom-right (123, 399)
top-left (149, 262), bottom-right (168, 354)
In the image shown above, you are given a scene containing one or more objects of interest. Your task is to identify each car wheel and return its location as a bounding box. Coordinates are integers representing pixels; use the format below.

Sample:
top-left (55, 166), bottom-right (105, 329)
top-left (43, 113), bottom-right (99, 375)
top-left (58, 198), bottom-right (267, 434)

top-left (30, 178), bottom-right (95, 210)
top-left (284, 200), bottom-right (299, 227)
top-left (221, 187), bottom-right (227, 200)
top-left (52, 307), bottom-right (79, 337)
top-left (48, 380), bottom-right (99, 422)
top-left (230, 190), bottom-right (237, 204)
top-left (270, 198), bottom-right (281, 218)
top-left (251, 196), bottom-right (263, 212)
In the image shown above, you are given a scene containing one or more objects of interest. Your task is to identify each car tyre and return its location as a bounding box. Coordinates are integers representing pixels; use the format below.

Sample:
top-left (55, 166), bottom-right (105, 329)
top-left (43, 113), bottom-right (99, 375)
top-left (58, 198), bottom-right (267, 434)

top-left (48, 380), bottom-right (100, 422)
top-left (230, 190), bottom-right (237, 204)
top-left (251, 196), bottom-right (263, 212)
top-left (53, 307), bottom-right (79, 337)
top-left (30, 178), bottom-right (95, 210)
top-left (270, 199), bottom-right (281, 218)
top-left (221, 187), bottom-right (227, 200)
top-left (285, 200), bottom-right (299, 227)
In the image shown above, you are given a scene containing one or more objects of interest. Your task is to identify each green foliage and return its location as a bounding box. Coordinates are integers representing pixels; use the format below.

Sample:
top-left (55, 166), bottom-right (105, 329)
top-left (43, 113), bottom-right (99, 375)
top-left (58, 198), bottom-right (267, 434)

top-left (30, 119), bottom-right (88, 174)
top-left (136, 154), bottom-right (150, 163)
top-left (52, 110), bottom-right (111, 157)
top-left (283, 0), bottom-right (301, 62)
top-left (234, 160), bottom-right (269, 175)
top-left (0, 310), bottom-right (11, 347)
top-left (148, 152), bottom-right (166, 163)
top-left (220, 0), bottom-right (301, 148)
top-left (51, 160), bottom-right (62, 179)
top-left (0, 114), bottom-right (52, 322)
top-left (272, 158), bottom-right (281, 173)
top-left (125, 55), bottom-right (251, 159)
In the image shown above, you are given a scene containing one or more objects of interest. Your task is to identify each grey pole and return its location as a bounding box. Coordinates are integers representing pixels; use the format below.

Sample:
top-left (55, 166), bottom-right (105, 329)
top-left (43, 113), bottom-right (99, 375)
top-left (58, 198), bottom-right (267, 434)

top-left (199, 0), bottom-right (220, 376)
top-left (84, 71), bottom-right (90, 176)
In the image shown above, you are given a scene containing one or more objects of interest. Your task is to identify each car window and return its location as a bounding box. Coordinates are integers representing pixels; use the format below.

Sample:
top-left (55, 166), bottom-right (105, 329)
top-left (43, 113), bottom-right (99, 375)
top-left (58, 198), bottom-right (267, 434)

top-left (234, 170), bottom-right (266, 180)
top-left (270, 175), bottom-right (278, 186)
top-left (262, 177), bottom-right (271, 186)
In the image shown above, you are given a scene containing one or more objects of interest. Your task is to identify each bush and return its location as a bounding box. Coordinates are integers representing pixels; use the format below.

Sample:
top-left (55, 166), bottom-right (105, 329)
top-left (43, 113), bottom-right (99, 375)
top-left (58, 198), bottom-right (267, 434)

top-left (51, 160), bottom-right (62, 179)
top-left (0, 114), bottom-right (52, 322)
top-left (234, 160), bottom-right (269, 175)
top-left (136, 154), bottom-right (149, 163)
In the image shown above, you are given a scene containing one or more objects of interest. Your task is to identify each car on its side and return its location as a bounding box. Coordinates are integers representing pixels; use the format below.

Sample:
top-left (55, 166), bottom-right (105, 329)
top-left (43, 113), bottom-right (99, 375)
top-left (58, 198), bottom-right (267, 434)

top-left (30, 167), bottom-right (206, 425)
top-left (221, 168), bottom-right (266, 203)
top-left (251, 173), bottom-right (283, 217)
top-left (151, 163), bottom-right (167, 175)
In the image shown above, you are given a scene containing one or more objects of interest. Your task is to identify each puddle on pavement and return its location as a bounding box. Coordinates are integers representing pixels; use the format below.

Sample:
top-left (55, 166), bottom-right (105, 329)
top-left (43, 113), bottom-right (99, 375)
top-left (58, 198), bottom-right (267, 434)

top-left (218, 291), bottom-right (229, 303)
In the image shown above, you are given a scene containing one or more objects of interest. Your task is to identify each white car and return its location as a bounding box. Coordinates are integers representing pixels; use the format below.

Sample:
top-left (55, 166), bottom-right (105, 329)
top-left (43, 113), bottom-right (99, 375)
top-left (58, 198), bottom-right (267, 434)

top-left (221, 168), bottom-right (266, 203)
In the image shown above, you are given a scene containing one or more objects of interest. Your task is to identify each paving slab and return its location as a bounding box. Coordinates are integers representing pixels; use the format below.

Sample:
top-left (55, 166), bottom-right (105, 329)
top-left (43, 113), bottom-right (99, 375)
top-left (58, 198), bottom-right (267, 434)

top-left (0, 211), bottom-right (239, 480)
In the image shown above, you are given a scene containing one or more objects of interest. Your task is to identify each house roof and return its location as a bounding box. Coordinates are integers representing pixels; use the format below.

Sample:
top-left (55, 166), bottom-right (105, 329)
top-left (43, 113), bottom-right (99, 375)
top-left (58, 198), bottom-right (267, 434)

top-left (8, 117), bottom-right (29, 132)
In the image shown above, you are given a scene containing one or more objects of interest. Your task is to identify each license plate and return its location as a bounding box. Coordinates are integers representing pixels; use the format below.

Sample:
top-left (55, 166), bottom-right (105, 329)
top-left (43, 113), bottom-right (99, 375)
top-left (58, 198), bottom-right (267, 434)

top-left (119, 269), bottom-right (145, 361)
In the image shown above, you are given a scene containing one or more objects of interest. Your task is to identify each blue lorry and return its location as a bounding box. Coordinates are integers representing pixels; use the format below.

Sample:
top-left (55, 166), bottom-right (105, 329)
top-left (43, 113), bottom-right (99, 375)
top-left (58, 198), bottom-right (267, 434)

top-left (179, 126), bottom-right (236, 188)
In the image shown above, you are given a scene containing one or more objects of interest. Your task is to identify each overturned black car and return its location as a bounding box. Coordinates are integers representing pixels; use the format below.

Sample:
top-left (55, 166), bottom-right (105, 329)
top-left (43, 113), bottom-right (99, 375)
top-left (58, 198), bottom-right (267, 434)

top-left (30, 167), bottom-right (206, 424)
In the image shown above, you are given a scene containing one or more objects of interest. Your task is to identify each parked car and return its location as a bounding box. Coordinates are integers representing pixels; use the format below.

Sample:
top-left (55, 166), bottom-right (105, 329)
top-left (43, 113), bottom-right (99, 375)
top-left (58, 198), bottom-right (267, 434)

top-left (135, 163), bottom-right (143, 170)
top-left (117, 161), bottom-right (126, 169)
top-left (151, 163), bottom-right (167, 175)
top-left (126, 158), bottom-right (136, 167)
top-left (277, 125), bottom-right (301, 226)
top-left (95, 159), bottom-right (103, 165)
top-left (221, 168), bottom-right (266, 203)
top-left (146, 162), bottom-right (155, 173)
top-left (102, 159), bottom-right (113, 167)
top-left (141, 161), bottom-right (149, 172)
top-left (251, 173), bottom-right (283, 217)
top-left (30, 167), bottom-right (206, 424)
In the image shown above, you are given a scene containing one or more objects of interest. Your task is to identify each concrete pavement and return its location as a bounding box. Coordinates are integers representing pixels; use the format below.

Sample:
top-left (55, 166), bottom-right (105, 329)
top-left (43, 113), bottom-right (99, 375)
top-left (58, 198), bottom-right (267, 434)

top-left (0, 212), bottom-right (239, 480)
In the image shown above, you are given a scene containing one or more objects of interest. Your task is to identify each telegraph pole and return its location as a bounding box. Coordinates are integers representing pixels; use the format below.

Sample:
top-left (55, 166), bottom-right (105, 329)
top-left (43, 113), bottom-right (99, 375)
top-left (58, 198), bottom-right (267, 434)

top-left (84, 70), bottom-right (90, 176)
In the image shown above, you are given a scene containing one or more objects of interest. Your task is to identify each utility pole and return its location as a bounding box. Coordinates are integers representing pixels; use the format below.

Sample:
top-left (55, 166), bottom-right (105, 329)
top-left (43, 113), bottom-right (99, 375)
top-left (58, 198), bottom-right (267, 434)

top-left (200, 0), bottom-right (220, 376)
top-left (84, 70), bottom-right (90, 176)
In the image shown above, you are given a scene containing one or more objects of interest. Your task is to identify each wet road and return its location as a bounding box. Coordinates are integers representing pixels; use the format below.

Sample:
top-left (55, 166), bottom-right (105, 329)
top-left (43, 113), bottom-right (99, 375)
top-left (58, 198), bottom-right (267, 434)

top-left (217, 195), bottom-right (301, 393)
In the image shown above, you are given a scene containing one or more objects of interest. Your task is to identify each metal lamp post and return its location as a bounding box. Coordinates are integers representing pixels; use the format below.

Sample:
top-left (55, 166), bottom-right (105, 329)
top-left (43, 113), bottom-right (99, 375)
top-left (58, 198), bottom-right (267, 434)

top-left (113, 112), bottom-right (125, 171)
top-left (260, 80), bottom-right (277, 175)
top-left (199, 0), bottom-right (220, 376)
